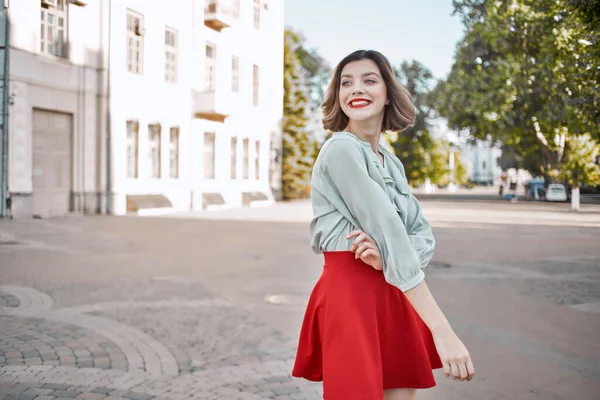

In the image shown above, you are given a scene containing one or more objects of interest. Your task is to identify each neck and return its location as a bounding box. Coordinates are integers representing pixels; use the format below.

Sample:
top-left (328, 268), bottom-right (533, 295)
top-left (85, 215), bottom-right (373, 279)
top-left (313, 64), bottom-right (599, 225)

top-left (344, 120), bottom-right (382, 152)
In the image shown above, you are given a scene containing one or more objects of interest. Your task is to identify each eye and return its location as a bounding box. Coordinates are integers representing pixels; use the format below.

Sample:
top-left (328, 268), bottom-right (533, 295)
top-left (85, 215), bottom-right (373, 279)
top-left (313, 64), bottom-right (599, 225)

top-left (365, 78), bottom-right (376, 84)
top-left (341, 80), bottom-right (352, 86)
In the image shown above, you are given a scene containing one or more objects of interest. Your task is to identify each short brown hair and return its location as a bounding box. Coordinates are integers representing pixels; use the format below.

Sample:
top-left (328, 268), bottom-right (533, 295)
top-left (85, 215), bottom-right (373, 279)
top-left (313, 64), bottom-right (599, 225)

top-left (322, 50), bottom-right (416, 132)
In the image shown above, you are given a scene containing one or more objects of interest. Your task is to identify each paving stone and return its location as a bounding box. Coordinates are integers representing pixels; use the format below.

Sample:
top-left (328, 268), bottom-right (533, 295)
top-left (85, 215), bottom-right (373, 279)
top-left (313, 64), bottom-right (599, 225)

top-left (0, 317), bottom-right (127, 372)
top-left (51, 389), bottom-right (84, 397)
top-left (21, 388), bottom-right (54, 396)
top-left (0, 388), bottom-right (26, 396)
top-left (76, 393), bottom-right (108, 400)
top-left (42, 384), bottom-right (72, 391)
top-left (122, 393), bottom-right (153, 400)
top-left (271, 387), bottom-right (302, 396)
top-left (89, 388), bottom-right (113, 395)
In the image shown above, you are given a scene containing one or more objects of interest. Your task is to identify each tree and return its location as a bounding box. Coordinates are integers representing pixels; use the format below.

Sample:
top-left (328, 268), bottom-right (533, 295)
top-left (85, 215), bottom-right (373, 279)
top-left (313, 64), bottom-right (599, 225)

top-left (287, 28), bottom-right (332, 145)
top-left (281, 30), bottom-right (313, 200)
top-left (454, 150), bottom-right (470, 186)
top-left (554, 134), bottom-right (600, 210)
top-left (433, 0), bottom-right (600, 206)
top-left (293, 40), bottom-right (331, 113)
top-left (389, 60), bottom-right (455, 187)
top-left (434, 142), bottom-right (470, 187)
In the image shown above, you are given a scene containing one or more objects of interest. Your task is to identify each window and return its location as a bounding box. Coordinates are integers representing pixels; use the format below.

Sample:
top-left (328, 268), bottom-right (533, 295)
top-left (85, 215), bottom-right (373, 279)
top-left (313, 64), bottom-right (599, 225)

top-left (205, 43), bottom-right (216, 90)
top-left (231, 137), bottom-right (238, 179)
top-left (207, 0), bottom-right (240, 17)
top-left (148, 124), bottom-right (161, 179)
top-left (126, 120), bottom-right (139, 178)
top-left (40, 0), bottom-right (66, 57)
top-left (232, 56), bottom-right (240, 92)
top-left (254, 140), bottom-right (260, 180)
top-left (126, 10), bottom-right (144, 74)
top-left (204, 132), bottom-right (216, 180)
top-left (169, 127), bottom-right (179, 179)
top-left (253, 0), bottom-right (260, 29)
top-left (165, 28), bottom-right (178, 83)
top-left (242, 138), bottom-right (249, 179)
top-left (253, 64), bottom-right (259, 106)
top-left (206, 0), bottom-right (217, 13)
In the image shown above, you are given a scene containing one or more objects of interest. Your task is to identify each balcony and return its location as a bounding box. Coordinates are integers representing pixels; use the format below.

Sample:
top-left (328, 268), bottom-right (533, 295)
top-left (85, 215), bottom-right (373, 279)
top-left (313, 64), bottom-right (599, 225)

top-left (193, 87), bottom-right (241, 122)
top-left (204, 0), bottom-right (239, 32)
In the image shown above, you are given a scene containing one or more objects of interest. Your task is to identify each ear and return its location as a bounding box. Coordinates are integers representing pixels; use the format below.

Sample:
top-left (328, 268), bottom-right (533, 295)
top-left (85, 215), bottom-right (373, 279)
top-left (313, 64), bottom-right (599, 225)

top-left (385, 98), bottom-right (390, 105)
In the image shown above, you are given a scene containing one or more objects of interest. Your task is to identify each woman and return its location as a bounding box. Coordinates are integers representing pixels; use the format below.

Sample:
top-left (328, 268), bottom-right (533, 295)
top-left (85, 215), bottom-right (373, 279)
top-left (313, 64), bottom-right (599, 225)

top-left (292, 50), bottom-right (475, 400)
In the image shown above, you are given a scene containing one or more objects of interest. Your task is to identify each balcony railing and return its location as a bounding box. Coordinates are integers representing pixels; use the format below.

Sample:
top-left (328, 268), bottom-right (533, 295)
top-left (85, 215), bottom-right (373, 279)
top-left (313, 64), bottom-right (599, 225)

top-left (204, 0), bottom-right (239, 31)
top-left (193, 86), bottom-right (241, 123)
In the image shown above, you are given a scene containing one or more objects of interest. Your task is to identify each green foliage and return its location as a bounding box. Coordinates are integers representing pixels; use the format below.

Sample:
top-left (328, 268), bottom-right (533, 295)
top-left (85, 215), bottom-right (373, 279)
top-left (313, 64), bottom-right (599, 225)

top-left (388, 129), bottom-right (434, 187)
top-left (454, 150), bottom-right (470, 185)
top-left (433, 0), bottom-right (600, 178)
top-left (286, 29), bottom-right (331, 113)
top-left (388, 61), bottom-right (453, 186)
top-left (282, 30), bottom-right (313, 200)
top-left (555, 134), bottom-right (600, 187)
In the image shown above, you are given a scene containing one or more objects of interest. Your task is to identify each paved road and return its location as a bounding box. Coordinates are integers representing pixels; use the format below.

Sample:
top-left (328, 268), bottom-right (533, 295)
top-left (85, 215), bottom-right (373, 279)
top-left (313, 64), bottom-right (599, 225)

top-left (1, 200), bottom-right (599, 399)
top-left (411, 186), bottom-right (600, 205)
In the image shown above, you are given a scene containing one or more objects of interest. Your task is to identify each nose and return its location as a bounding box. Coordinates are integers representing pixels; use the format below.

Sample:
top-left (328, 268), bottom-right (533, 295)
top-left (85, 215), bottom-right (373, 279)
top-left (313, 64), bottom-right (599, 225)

top-left (352, 84), bottom-right (364, 95)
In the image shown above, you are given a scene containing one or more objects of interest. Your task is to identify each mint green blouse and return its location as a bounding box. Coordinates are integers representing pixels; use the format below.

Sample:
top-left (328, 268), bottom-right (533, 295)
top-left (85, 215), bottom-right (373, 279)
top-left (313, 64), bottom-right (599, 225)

top-left (309, 132), bottom-right (436, 292)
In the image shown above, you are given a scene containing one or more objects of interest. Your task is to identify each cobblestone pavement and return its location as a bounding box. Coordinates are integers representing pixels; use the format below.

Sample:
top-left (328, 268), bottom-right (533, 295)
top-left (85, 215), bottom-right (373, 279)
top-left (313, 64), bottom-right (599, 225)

top-left (0, 282), bottom-right (320, 399)
top-left (1, 200), bottom-right (600, 399)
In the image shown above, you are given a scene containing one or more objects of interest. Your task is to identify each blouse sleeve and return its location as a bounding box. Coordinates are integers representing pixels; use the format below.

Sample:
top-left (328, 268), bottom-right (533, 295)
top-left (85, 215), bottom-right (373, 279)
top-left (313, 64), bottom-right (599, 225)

top-left (405, 193), bottom-right (436, 269)
top-left (391, 155), bottom-right (436, 269)
top-left (320, 139), bottom-right (425, 291)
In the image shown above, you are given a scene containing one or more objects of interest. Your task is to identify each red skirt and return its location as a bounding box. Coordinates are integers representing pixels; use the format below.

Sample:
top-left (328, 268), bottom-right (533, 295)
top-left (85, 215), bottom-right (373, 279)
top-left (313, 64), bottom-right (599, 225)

top-left (292, 251), bottom-right (442, 400)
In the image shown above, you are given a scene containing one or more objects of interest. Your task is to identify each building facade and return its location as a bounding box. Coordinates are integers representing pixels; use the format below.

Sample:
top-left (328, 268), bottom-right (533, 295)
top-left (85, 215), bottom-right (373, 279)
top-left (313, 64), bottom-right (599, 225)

top-left (459, 139), bottom-right (503, 186)
top-left (3, 0), bottom-right (283, 218)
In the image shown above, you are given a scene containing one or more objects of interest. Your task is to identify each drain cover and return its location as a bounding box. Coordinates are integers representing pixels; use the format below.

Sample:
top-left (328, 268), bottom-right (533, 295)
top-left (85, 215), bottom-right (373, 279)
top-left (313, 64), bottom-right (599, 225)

top-left (264, 293), bottom-right (308, 306)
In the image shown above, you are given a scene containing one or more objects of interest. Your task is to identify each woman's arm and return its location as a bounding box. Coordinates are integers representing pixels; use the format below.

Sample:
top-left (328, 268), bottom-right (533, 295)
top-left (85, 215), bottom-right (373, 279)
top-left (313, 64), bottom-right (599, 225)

top-left (405, 280), bottom-right (475, 382)
top-left (349, 228), bottom-right (475, 382)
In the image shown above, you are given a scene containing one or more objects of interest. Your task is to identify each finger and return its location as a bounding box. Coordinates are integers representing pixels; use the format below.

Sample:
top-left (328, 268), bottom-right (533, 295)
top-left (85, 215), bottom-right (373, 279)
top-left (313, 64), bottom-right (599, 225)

top-left (359, 248), bottom-right (374, 260)
top-left (351, 234), bottom-right (368, 252)
top-left (357, 242), bottom-right (375, 258)
top-left (442, 360), bottom-right (451, 378)
top-left (346, 230), bottom-right (363, 240)
top-left (466, 358), bottom-right (475, 381)
top-left (458, 361), bottom-right (468, 381)
top-left (355, 240), bottom-right (369, 258)
top-left (451, 362), bottom-right (460, 380)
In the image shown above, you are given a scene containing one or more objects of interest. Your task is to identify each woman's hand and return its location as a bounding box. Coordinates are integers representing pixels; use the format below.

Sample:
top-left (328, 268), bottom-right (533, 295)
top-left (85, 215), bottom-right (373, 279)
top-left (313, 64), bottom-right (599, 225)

top-left (432, 326), bottom-right (475, 382)
top-left (346, 230), bottom-right (383, 271)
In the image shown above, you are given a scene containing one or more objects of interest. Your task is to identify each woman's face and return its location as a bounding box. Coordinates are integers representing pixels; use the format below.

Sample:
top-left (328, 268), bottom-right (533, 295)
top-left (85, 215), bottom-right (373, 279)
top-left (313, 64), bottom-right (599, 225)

top-left (338, 59), bottom-right (388, 125)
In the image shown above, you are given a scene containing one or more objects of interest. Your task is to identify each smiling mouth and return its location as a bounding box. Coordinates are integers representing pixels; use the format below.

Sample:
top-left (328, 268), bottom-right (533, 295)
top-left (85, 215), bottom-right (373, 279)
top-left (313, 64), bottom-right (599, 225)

top-left (349, 99), bottom-right (372, 108)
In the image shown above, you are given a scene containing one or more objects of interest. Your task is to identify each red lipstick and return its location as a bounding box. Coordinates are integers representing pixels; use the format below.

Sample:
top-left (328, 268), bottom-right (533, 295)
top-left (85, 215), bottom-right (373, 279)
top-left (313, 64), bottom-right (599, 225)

top-left (348, 98), bottom-right (372, 108)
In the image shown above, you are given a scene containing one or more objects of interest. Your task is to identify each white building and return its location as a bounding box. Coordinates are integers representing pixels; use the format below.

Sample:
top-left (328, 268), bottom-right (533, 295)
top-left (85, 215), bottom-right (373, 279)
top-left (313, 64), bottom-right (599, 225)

top-left (3, 0), bottom-right (283, 218)
top-left (459, 139), bottom-right (503, 186)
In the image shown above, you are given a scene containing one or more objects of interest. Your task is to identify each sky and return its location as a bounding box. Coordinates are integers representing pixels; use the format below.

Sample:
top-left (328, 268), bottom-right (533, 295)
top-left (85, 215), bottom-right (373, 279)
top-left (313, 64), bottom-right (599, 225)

top-left (283, 0), bottom-right (466, 80)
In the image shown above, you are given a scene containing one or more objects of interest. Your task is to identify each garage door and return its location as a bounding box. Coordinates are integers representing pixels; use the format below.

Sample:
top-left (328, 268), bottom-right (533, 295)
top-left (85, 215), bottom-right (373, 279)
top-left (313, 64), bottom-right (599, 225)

top-left (32, 109), bottom-right (72, 218)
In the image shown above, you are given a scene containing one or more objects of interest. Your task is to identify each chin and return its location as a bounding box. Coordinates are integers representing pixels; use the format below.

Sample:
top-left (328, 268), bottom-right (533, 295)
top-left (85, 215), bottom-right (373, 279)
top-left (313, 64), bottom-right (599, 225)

top-left (343, 105), bottom-right (384, 121)
top-left (345, 110), bottom-right (381, 123)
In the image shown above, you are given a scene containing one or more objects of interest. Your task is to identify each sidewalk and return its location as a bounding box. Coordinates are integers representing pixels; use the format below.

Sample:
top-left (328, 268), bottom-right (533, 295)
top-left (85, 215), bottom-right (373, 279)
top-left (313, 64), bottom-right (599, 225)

top-left (148, 198), bottom-right (600, 228)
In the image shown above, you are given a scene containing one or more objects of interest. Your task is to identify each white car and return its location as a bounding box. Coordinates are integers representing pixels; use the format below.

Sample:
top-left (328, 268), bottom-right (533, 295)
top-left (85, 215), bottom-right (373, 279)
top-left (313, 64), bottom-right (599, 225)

top-left (546, 184), bottom-right (568, 202)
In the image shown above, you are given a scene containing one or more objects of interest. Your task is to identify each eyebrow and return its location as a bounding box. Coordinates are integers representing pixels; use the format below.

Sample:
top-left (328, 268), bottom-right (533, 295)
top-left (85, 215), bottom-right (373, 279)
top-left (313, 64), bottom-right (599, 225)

top-left (341, 72), bottom-right (380, 79)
